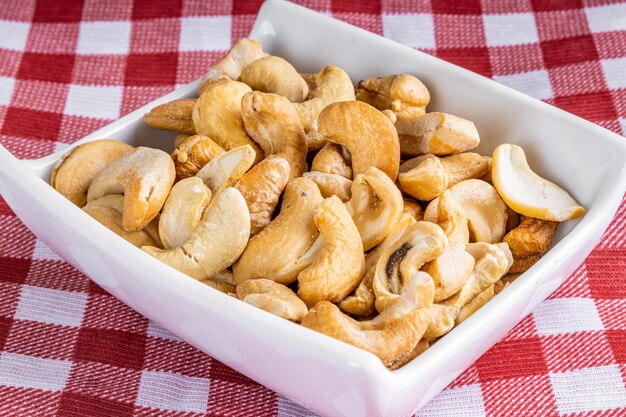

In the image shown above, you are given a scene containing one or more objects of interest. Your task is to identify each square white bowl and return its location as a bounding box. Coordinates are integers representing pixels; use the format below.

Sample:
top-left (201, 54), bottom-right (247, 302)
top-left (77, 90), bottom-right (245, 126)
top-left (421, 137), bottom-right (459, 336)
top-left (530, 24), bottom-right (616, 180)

top-left (1, 1), bottom-right (625, 416)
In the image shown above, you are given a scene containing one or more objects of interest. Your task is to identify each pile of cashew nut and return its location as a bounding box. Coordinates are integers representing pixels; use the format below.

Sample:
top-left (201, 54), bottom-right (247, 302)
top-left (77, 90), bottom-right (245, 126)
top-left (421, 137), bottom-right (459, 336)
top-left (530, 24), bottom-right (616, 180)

top-left (50, 38), bottom-right (585, 370)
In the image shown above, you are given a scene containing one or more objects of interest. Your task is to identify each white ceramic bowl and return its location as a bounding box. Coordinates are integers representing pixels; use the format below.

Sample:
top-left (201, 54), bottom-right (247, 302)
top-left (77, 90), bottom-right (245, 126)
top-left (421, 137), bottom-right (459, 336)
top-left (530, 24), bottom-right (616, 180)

top-left (1, 1), bottom-right (625, 416)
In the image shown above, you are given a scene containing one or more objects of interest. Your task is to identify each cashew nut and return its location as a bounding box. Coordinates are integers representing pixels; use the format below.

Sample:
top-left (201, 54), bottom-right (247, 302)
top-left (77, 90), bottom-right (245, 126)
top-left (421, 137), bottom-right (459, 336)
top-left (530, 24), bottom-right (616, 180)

top-left (423, 304), bottom-right (455, 340)
top-left (193, 79), bottom-right (263, 163)
top-left (159, 177), bottom-right (211, 249)
top-left (171, 134), bottom-right (224, 179)
top-left (83, 195), bottom-right (160, 248)
top-left (345, 167), bottom-right (404, 251)
top-left (297, 196), bottom-right (365, 307)
top-left (87, 147), bottom-right (175, 231)
top-left (51, 139), bottom-right (133, 207)
top-left (235, 155), bottom-right (291, 236)
top-left (237, 279), bottom-right (308, 322)
top-left (317, 101), bottom-right (400, 181)
top-left (294, 66), bottom-right (355, 137)
top-left (372, 221), bottom-right (446, 312)
top-left (427, 242), bottom-right (475, 302)
top-left (143, 187), bottom-right (250, 280)
top-left (200, 38), bottom-right (267, 93)
top-left (303, 171), bottom-right (352, 202)
top-left (233, 178), bottom-right (324, 285)
top-left (195, 145), bottom-right (256, 196)
top-left (143, 98), bottom-right (196, 135)
top-left (240, 56), bottom-right (309, 103)
top-left (503, 216), bottom-right (558, 273)
top-left (241, 91), bottom-right (308, 179)
top-left (398, 112), bottom-right (480, 157)
top-left (302, 272), bottom-right (432, 369)
top-left (402, 199), bottom-right (423, 221)
top-left (311, 143), bottom-right (352, 179)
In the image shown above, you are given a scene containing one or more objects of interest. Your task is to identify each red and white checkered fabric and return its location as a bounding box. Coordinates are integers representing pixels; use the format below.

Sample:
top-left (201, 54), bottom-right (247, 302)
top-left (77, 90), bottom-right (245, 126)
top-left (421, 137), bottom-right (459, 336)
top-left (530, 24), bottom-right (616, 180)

top-left (0, 0), bottom-right (625, 415)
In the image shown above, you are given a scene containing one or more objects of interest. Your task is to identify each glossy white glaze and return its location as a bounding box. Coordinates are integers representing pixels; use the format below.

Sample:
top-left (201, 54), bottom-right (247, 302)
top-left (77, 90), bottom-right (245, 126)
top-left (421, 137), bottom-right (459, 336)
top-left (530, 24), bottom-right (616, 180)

top-left (1, 1), bottom-right (625, 416)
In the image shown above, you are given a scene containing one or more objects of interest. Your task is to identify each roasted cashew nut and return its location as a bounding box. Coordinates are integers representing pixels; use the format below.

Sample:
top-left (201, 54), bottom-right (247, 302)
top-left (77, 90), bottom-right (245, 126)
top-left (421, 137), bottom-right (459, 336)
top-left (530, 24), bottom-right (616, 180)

top-left (51, 139), bottom-right (133, 207)
top-left (241, 91), bottom-right (308, 180)
top-left (297, 196), bottom-right (365, 307)
top-left (303, 171), bottom-right (352, 202)
top-left (235, 155), bottom-right (291, 236)
top-left (317, 101), bottom-right (401, 181)
top-left (159, 177), bottom-right (211, 249)
top-left (143, 187), bottom-right (250, 280)
top-left (503, 216), bottom-right (558, 273)
top-left (193, 79), bottom-right (263, 163)
top-left (195, 145), bottom-right (256, 196)
top-left (311, 143), bottom-right (352, 179)
top-left (171, 135), bottom-right (224, 179)
top-left (237, 279), bottom-right (308, 322)
top-left (143, 98), bottom-right (197, 135)
top-left (372, 221), bottom-right (446, 313)
top-left (345, 167), bottom-right (404, 251)
top-left (240, 56), bottom-right (309, 103)
top-left (233, 177), bottom-right (324, 285)
top-left (87, 147), bottom-right (175, 232)
top-left (427, 242), bottom-right (475, 302)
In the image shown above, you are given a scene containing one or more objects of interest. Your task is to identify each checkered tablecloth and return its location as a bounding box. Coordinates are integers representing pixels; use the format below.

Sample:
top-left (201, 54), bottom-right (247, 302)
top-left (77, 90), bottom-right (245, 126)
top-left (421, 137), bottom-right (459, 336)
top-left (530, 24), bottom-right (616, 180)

top-left (0, 0), bottom-right (625, 416)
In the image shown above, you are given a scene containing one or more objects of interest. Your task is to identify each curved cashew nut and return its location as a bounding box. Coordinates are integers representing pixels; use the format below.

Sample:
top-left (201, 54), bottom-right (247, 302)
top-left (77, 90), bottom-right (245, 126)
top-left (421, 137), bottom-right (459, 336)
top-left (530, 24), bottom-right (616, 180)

top-left (297, 196), bottom-right (365, 307)
top-left (241, 91), bottom-right (308, 179)
top-left (233, 177), bottom-right (324, 285)
top-left (193, 79), bottom-right (263, 163)
top-left (503, 216), bottom-right (558, 273)
top-left (51, 139), bottom-right (133, 207)
top-left (303, 171), bottom-right (352, 202)
top-left (87, 147), bottom-right (175, 232)
top-left (159, 177), bottom-right (211, 249)
top-left (240, 56), bottom-right (309, 103)
top-left (427, 242), bottom-right (475, 302)
top-left (83, 195), bottom-right (160, 248)
top-left (143, 187), bottom-right (250, 280)
top-left (171, 135), bottom-right (224, 179)
top-left (235, 155), bottom-right (291, 236)
top-left (345, 167), bottom-right (404, 251)
top-left (318, 101), bottom-right (400, 181)
top-left (143, 98), bottom-right (196, 135)
top-left (293, 66), bottom-right (355, 135)
top-left (372, 221), bottom-right (446, 313)
top-left (195, 145), bottom-right (256, 196)
top-left (237, 279), bottom-right (308, 322)
top-left (302, 273), bottom-right (432, 369)
top-left (398, 112), bottom-right (480, 157)
top-left (311, 143), bottom-right (352, 179)
top-left (437, 179), bottom-right (508, 244)
top-left (200, 38), bottom-right (267, 92)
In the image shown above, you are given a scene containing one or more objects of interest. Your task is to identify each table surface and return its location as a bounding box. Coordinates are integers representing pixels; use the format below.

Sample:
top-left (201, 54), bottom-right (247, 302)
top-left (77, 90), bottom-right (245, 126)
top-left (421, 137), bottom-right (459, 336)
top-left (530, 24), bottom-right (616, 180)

top-left (0, 0), bottom-right (625, 416)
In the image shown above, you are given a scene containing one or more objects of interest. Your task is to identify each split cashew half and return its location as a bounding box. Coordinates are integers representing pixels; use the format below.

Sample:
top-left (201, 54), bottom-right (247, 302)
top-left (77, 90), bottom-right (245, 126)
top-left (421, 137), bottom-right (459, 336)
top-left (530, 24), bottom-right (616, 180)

top-left (195, 145), bottom-right (256, 196)
top-left (237, 279), bottom-right (308, 322)
top-left (240, 56), bottom-right (309, 103)
top-left (87, 147), bottom-right (175, 231)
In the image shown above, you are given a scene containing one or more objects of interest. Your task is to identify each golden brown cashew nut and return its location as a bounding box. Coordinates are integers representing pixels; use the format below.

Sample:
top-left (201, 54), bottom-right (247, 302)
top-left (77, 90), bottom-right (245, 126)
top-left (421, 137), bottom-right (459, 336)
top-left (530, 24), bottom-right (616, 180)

top-left (503, 216), bottom-right (558, 273)
top-left (195, 145), bottom-right (256, 196)
top-left (143, 98), bottom-right (197, 135)
top-left (237, 279), bottom-right (308, 322)
top-left (303, 171), bottom-right (352, 202)
top-left (159, 177), bottom-right (211, 250)
top-left (372, 221), bottom-right (446, 313)
top-left (297, 196), bottom-right (365, 307)
top-left (345, 167), bottom-right (404, 251)
top-left (235, 155), bottom-right (291, 236)
top-left (241, 92), bottom-right (308, 179)
top-left (318, 101), bottom-right (401, 181)
top-left (239, 56), bottom-right (309, 103)
top-left (200, 38), bottom-right (267, 92)
top-left (233, 178), bottom-right (325, 285)
top-left (51, 139), bottom-right (133, 207)
top-left (398, 112), bottom-right (480, 157)
top-left (436, 179), bottom-right (508, 244)
top-left (193, 80), bottom-right (263, 163)
top-left (311, 143), bottom-right (352, 179)
top-left (355, 74), bottom-right (430, 117)
top-left (302, 273), bottom-right (432, 369)
top-left (171, 135), bottom-right (224, 179)
top-left (83, 195), bottom-right (159, 248)
top-left (294, 66), bottom-right (355, 136)
top-left (143, 187), bottom-right (250, 280)
top-left (87, 147), bottom-right (175, 232)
